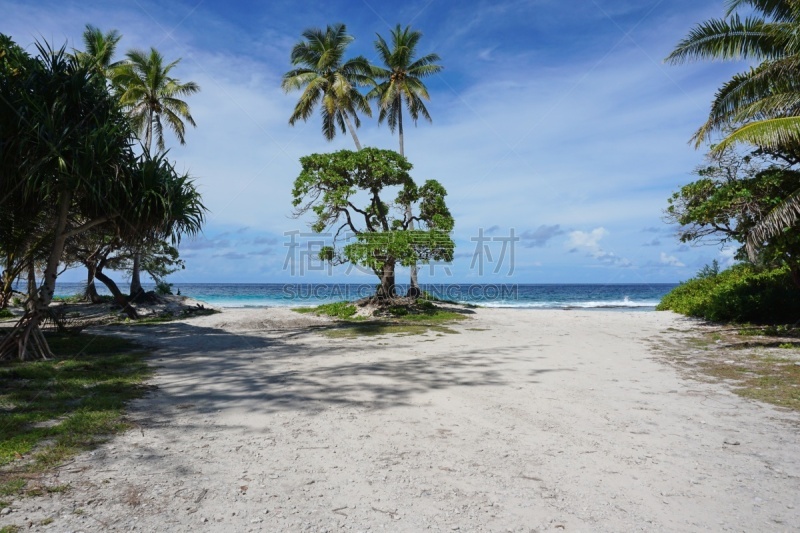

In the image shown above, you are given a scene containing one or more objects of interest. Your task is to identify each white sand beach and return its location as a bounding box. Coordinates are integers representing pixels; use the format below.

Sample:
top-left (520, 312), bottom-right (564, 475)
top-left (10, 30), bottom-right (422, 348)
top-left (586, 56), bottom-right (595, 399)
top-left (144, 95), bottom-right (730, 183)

top-left (3, 308), bottom-right (800, 532)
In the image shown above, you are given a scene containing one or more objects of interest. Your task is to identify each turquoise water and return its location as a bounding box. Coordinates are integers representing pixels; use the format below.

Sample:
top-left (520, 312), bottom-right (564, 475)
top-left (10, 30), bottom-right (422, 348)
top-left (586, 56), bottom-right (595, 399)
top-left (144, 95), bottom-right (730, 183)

top-left (52, 282), bottom-right (676, 310)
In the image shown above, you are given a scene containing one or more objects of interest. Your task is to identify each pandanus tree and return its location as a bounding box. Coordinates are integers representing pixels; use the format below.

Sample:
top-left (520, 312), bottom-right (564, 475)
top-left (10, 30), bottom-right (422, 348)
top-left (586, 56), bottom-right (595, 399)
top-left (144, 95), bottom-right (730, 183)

top-left (282, 23), bottom-right (372, 150)
top-left (67, 152), bottom-right (206, 314)
top-left (0, 36), bottom-right (138, 360)
top-left (667, 0), bottom-right (800, 264)
top-left (368, 24), bottom-right (442, 294)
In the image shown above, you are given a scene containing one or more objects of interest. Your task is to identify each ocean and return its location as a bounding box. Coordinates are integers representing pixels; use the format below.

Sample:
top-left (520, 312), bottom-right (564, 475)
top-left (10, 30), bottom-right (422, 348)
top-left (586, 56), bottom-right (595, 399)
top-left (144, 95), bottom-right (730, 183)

top-left (50, 282), bottom-right (676, 310)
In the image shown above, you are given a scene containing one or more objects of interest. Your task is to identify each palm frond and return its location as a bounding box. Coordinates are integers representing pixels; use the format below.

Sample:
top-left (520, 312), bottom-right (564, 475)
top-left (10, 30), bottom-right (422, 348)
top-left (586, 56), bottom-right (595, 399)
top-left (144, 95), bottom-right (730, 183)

top-left (725, 0), bottom-right (794, 21)
top-left (665, 15), bottom-right (786, 64)
top-left (714, 116), bottom-right (800, 151)
top-left (746, 185), bottom-right (800, 259)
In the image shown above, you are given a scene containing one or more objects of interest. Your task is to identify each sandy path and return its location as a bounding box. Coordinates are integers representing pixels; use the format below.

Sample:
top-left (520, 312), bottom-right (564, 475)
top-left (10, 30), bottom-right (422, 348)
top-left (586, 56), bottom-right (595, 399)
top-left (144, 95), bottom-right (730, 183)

top-left (3, 308), bottom-right (799, 532)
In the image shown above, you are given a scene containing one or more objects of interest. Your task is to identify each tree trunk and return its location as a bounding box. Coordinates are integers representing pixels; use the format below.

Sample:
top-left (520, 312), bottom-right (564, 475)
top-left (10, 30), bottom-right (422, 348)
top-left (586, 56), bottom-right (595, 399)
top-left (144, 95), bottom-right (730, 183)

top-left (398, 104), bottom-right (404, 158)
top-left (342, 112), bottom-right (363, 151)
top-left (0, 192), bottom-right (71, 360)
top-left (96, 261), bottom-right (138, 319)
top-left (26, 261), bottom-right (37, 312)
top-left (0, 268), bottom-right (14, 309)
top-left (35, 192), bottom-right (72, 312)
top-left (85, 262), bottom-right (103, 303)
top-left (129, 251), bottom-right (144, 299)
top-left (397, 109), bottom-right (420, 297)
top-left (377, 260), bottom-right (396, 300)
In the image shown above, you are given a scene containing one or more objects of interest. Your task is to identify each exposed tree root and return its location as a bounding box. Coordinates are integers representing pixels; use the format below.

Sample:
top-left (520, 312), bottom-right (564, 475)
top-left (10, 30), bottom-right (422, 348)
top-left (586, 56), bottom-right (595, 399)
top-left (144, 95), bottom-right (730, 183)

top-left (0, 310), bottom-right (55, 361)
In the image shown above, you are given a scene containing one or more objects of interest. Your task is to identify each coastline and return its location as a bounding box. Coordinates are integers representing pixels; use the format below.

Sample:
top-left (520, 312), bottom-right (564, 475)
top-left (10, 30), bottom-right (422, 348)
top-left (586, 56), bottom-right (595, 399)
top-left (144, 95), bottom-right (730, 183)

top-left (4, 306), bottom-right (799, 531)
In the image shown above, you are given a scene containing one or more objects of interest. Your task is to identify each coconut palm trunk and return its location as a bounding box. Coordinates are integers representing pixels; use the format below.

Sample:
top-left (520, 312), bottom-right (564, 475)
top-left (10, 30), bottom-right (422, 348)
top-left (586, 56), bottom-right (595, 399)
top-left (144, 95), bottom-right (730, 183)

top-left (342, 111), bottom-right (363, 151)
top-left (397, 110), bottom-right (420, 295)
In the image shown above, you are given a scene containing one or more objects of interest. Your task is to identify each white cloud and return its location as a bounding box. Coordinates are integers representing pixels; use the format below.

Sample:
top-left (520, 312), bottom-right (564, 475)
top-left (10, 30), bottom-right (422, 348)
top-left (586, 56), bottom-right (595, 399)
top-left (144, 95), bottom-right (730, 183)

top-left (568, 228), bottom-right (608, 251)
top-left (659, 252), bottom-right (685, 268)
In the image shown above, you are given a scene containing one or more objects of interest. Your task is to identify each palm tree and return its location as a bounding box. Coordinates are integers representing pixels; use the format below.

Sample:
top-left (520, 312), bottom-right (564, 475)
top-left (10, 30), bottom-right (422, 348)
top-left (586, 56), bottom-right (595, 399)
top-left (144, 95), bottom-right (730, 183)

top-left (114, 47), bottom-right (199, 295)
top-left (667, 0), bottom-right (800, 261)
top-left (369, 24), bottom-right (442, 157)
top-left (115, 47), bottom-right (200, 154)
top-left (666, 0), bottom-right (799, 149)
top-left (74, 24), bottom-right (122, 79)
top-left (282, 23), bottom-right (372, 150)
top-left (369, 25), bottom-right (442, 294)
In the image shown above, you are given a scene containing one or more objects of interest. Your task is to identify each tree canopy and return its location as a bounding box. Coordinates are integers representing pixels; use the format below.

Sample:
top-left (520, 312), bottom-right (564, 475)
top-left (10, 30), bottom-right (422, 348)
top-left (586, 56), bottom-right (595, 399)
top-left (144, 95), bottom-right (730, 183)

top-left (291, 148), bottom-right (454, 298)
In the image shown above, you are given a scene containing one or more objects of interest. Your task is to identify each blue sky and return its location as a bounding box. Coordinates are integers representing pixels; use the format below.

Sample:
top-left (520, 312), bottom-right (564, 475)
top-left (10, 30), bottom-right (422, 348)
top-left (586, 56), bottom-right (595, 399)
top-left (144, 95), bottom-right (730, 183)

top-left (4, 0), bottom-right (749, 284)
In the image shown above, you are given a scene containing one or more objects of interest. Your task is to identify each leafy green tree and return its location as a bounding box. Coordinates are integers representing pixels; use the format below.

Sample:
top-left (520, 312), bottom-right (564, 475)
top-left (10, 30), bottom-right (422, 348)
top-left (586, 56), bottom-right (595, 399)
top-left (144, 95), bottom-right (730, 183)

top-left (368, 24), bottom-right (442, 295)
top-left (666, 148), bottom-right (800, 285)
top-left (282, 23), bottom-right (372, 150)
top-left (115, 47), bottom-right (199, 154)
top-left (119, 152), bottom-right (205, 298)
top-left (291, 148), bottom-right (454, 299)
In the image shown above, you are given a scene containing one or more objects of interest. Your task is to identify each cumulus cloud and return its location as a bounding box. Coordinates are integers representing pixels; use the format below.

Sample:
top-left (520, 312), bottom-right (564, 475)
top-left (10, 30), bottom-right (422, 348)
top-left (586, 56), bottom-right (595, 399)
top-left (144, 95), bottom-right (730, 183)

top-left (520, 225), bottom-right (565, 248)
top-left (568, 228), bottom-right (608, 251)
top-left (567, 228), bottom-right (632, 267)
top-left (659, 252), bottom-right (685, 267)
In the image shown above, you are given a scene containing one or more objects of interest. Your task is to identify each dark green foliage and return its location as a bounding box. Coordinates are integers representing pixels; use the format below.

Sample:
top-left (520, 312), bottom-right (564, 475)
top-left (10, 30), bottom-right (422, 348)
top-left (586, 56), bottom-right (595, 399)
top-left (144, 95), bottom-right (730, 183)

top-left (657, 264), bottom-right (800, 323)
top-left (666, 151), bottom-right (800, 265)
top-left (155, 281), bottom-right (173, 295)
top-left (0, 309), bottom-right (13, 319)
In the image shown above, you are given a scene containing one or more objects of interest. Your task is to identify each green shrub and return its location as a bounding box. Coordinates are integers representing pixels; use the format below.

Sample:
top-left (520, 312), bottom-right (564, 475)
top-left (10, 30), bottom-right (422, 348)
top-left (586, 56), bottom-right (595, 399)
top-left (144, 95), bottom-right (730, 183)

top-left (155, 281), bottom-right (173, 295)
top-left (312, 301), bottom-right (357, 319)
top-left (657, 264), bottom-right (800, 323)
top-left (0, 308), bottom-right (13, 319)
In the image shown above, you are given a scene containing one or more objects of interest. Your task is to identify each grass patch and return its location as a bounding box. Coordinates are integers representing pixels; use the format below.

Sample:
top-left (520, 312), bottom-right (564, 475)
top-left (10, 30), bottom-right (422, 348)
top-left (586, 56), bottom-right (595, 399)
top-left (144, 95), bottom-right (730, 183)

top-left (0, 332), bottom-right (151, 498)
top-left (293, 301), bottom-right (358, 319)
top-left (294, 300), bottom-right (470, 338)
top-left (661, 327), bottom-right (800, 411)
top-left (701, 356), bottom-right (800, 410)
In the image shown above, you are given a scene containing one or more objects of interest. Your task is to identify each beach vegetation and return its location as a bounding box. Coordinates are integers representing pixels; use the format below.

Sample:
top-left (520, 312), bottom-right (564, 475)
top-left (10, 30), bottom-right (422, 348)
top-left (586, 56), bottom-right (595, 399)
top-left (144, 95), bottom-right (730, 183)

top-left (657, 263), bottom-right (800, 322)
top-left (666, 148), bottom-right (800, 285)
top-left (291, 148), bottom-right (454, 299)
top-left (300, 301), bottom-right (359, 319)
top-left (0, 33), bottom-right (205, 359)
top-left (0, 333), bottom-right (150, 497)
top-left (282, 23), bottom-right (372, 150)
top-left (668, 2), bottom-right (800, 273)
top-left (105, 35), bottom-right (201, 298)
